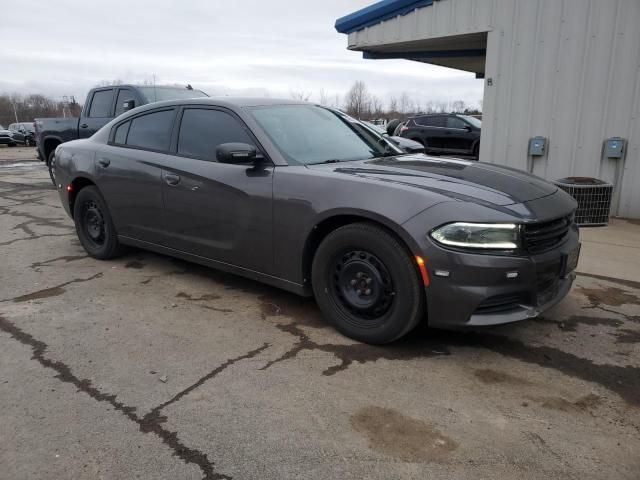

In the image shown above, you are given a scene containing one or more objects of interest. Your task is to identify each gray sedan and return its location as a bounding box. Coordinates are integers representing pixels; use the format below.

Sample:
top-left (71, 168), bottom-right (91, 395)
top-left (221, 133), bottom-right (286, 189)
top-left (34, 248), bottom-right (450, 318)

top-left (54, 98), bottom-right (580, 344)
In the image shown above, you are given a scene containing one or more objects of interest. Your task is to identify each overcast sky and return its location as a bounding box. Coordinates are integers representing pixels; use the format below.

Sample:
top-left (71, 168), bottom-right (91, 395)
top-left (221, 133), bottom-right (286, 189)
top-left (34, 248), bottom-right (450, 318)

top-left (1, 0), bottom-right (483, 109)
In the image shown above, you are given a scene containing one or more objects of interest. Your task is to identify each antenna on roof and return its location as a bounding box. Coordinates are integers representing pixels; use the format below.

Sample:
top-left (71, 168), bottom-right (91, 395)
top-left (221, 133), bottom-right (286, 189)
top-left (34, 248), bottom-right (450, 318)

top-left (186, 84), bottom-right (193, 90)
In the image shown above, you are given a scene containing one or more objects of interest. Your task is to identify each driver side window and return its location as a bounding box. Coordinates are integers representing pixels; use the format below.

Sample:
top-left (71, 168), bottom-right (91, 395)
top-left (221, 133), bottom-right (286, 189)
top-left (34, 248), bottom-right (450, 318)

top-left (446, 117), bottom-right (467, 129)
top-left (177, 108), bottom-right (254, 161)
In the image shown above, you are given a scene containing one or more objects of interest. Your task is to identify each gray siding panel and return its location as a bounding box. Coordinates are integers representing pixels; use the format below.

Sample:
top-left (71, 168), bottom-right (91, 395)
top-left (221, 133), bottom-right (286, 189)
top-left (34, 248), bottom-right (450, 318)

top-left (344, 0), bottom-right (640, 217)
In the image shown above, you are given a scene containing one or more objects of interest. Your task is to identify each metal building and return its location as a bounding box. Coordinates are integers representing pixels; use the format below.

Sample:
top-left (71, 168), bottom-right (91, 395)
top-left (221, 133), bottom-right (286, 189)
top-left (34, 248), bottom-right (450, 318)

top-left (336, 0), bottom-right (640, 218)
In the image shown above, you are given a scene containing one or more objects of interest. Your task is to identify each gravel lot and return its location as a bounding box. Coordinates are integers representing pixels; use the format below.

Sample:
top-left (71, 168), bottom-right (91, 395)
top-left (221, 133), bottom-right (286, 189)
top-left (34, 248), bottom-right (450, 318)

top-left (1, 146), bottom-right (639, 480)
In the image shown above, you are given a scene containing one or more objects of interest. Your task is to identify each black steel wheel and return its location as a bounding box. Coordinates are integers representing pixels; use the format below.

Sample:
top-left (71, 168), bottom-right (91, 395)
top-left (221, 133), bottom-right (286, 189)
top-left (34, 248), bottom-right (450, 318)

top-left (82, 200), bottom-right (106, 248)
top-left (331, 250), bottom-right (395, 324)
top-left (312, 222), bottom-right (425, 344)
top-left (73, 186), bottom-right (124, 259)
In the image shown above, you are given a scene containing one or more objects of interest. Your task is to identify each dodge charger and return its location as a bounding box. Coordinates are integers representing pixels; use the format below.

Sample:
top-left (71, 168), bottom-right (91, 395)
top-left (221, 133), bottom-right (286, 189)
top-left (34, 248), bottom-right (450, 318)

top-left (53, 98), bottom-right (580, 344)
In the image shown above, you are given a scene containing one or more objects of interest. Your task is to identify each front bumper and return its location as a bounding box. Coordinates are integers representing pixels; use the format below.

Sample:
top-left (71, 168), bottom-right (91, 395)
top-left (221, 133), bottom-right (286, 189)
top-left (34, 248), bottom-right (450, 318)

top-left (0, 137), bottom-right (14, 145)
top-left (421, 226), bottom-right (580, 328)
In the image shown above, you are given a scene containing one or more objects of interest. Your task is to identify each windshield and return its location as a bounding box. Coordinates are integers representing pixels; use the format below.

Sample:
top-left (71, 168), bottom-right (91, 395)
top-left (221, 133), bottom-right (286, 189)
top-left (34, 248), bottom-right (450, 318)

top-left (138, 86), bottom-right (208, 103)
top-left (19, 123), bottom-right (34, 132)
top-left (460, 115), bottom-right (482, 129)
top-left (250, 105), bottom-right (396, 165)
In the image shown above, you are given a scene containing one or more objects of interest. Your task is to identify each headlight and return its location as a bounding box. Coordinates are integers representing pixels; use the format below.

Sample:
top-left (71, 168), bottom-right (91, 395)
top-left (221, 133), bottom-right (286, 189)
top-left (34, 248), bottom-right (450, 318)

top-left (430, 222), bottom-right (520, 249)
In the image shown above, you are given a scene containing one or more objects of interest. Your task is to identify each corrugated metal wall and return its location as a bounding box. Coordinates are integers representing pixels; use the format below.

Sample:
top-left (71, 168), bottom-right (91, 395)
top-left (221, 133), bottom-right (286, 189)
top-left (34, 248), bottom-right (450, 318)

top-left (347, 0), bottom-right (640, 218)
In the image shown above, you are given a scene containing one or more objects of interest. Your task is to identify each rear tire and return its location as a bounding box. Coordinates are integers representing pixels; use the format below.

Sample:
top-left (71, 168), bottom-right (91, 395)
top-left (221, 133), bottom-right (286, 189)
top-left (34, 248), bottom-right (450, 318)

top-left (8, 143), bottom-right (16, 147)
top-left (473, 143), bottom-right (480, 160)
top-left (47, 150), bottom-right (56, 185)
top-left (311, 222), bottom-right (425, 344)
top-left (73, 186), bottom-right (124, 260)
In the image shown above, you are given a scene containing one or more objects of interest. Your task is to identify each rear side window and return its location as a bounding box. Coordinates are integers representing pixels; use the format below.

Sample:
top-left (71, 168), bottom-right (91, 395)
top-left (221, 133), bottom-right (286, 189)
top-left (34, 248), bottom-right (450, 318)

top-left (113, 121), bottom-right (130, 145)
top-left (115, 89), bottom-right (137, 116)
top-left (88, 90), bottom-right (114, 118)
top-left (126, 109), bottom-right (175, 151)
top-left (415, 116), bottom-right (445, 127)
top-left (177, 108), bottom-right (253, 161)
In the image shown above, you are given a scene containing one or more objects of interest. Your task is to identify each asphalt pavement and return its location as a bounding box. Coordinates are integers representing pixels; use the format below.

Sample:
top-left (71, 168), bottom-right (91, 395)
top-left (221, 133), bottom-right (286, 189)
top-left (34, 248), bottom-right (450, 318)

top-left (1, 146), bottom-right (639, 480)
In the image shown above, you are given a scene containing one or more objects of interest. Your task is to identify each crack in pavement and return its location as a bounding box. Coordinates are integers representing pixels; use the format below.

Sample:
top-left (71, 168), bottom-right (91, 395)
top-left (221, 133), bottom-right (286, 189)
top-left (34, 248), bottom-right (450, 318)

top-left (260, 321), bottom-right (640, 406)
top-left (29, 254), bottom-right (88, 272)
top-left (1, 273), bottom-right (104, 303)
top-left (0, 315), bottom-right (270, 480)
top-left (0, 180), bottom-right (74, 246)
top-left (260, 322), bottom-right (450, 376)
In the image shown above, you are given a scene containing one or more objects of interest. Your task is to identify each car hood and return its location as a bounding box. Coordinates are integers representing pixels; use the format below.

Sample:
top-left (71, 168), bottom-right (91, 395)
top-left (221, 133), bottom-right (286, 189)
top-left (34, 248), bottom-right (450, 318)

top-left (306, 154), bottom-right (557, 206)
top-left (389, 136), bottom-right (423, 149)
top-left (0, 129), bottom-right (11, 135)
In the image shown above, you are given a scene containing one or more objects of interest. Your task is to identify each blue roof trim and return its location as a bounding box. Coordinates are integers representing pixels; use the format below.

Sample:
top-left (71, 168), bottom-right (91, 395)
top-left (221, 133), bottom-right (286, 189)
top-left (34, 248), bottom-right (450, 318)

top-left (335, 0), bottom-right (434, 34)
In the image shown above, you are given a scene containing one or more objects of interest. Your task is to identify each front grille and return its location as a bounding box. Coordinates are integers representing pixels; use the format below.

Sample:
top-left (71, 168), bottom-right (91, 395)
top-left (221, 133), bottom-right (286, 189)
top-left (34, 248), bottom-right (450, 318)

top-left (523, 215), bottom-right (572, 253)
top-left (475, 292), bottom-right (528, 314)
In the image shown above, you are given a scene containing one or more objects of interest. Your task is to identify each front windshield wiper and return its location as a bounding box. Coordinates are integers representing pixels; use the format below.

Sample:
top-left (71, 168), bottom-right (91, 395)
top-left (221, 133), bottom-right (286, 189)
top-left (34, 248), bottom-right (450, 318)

top-left (308, 159), bottom-right (344, 165)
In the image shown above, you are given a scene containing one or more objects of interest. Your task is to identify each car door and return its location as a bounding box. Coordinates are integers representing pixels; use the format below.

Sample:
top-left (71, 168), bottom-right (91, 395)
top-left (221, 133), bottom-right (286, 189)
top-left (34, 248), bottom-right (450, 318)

top-left (414, 115), bottom-right (447, 152)
top-left (161, 106), bottom-right (274, 275)
top-left (444, 116), bottom-right (475, 154)
top-left (94, 108), bottom-right (176, 243)
top-left (79, 88), bottom-right (115, 139)
top-left (9, 124), bottom-right (23, 143)
top-left (15, 125), bottom-right (27, 144)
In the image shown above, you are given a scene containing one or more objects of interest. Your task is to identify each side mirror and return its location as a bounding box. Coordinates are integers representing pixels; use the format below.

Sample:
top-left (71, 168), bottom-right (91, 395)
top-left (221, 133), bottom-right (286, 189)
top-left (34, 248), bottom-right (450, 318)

top-left (216, 142), bottom-right (259, 164)
top-left (122, 100), bottom-right (136, 112)
top-left (463, 125), bottom-right (472, 132)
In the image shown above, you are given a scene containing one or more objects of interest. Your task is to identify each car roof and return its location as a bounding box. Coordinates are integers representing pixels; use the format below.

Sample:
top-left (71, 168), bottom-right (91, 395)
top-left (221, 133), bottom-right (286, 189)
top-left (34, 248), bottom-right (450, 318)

top-left (127, 96), bottom-right (312, 113)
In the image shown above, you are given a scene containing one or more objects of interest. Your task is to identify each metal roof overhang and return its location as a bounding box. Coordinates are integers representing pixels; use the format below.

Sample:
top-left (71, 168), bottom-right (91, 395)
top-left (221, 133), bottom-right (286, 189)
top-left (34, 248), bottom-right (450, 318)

top-left (335, 1), bottom-right (487, 75)
top-left (335, 0), bottom-right (435, 34)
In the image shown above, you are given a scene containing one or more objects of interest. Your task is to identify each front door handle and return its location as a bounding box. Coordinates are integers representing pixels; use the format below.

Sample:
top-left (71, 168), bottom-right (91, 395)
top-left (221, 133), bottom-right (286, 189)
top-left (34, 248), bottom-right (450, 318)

top-left (80, 123), bottom-right (88, 128)
top-left (97, 158), bottom-right (110, 168)
top-left (164, 173), bottom-right (181, 185)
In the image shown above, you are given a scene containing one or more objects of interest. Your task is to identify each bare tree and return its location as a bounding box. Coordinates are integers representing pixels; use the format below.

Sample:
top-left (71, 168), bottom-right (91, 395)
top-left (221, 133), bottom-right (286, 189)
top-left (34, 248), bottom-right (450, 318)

top-left (388, 95), bottom-right (398, 115)
top-left (318, 88), bottom-right (330, 106)
top-left (370, 95), bottom-right (383, 118)
top-left (399, 92), bottom-right (411, 114)
top-left (344, 80), bottom-right (370, 118)
top-left (450, 100), bottom-right (467, 113)
top-left (0, 93), bottom-right (81, 125)
top-left (290, 89), bottom-right (312, 101)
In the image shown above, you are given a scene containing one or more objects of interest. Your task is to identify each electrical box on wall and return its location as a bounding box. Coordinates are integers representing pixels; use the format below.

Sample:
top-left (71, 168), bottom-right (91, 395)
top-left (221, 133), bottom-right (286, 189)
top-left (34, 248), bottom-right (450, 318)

top-left (529, 136), bottom-right (546, 156)
top-left (604, 137), bottom-right (625, 158)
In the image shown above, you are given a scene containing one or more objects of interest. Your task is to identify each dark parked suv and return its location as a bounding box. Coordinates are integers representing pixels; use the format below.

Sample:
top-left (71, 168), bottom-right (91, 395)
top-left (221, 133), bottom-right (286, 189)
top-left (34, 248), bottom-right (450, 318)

top-left (398, 114), bottom-right (481, 159)
top-left (8, 122), bottom-right (36, 146)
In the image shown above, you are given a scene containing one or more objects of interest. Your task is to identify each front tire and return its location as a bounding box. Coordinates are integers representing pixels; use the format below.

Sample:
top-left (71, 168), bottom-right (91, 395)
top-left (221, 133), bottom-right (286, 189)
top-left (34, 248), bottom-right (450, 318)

top-left (73, 186), bottom-right (124, 260)
top-left (311, 223), bottom-right (425, 344)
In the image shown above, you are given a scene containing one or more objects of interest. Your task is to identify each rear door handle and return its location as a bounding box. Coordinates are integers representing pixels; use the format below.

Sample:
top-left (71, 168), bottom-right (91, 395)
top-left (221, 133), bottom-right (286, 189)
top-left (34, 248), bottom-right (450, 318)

top-left (164, 173), bottom-right (181, 185)
top-left (97, 158), bottom-right (110, 168)
top-left (80, 123), bottom-right (88, 128)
